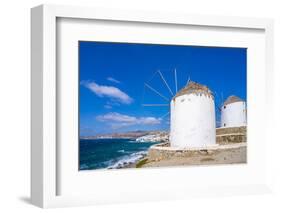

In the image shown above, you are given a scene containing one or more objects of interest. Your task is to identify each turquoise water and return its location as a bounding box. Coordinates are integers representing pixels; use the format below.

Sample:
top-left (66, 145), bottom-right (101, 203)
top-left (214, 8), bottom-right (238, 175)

top-left (79, 138), bottom-right (158, 170)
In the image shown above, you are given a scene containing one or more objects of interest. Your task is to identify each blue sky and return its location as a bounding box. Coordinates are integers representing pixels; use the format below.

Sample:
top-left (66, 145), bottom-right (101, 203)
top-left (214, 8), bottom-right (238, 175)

top-left (79, 41), bottom-right (246, 136)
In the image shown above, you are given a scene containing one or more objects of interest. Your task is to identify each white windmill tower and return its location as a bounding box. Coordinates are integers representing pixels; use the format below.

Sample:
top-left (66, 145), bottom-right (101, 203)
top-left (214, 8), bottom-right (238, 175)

top-left (170, 81), bottom-right (216, 148)
top-left (220, 95), bottom-right (247, 128)
top-left (143, 70), bottom-right (216, 148)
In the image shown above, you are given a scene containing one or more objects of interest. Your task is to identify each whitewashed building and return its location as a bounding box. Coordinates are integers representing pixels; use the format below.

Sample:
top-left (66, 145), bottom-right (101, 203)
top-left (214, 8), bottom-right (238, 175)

top-left (170, 81), bottom-right (216, 148)
top-left (220, 95), bottom-right (247, 128)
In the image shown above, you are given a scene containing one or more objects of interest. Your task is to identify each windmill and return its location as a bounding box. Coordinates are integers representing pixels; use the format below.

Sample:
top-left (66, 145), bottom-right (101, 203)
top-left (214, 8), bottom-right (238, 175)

top-left (220, 95), bottom-right (247, 128)
top-left (141, 69), bottom-right (216, 148)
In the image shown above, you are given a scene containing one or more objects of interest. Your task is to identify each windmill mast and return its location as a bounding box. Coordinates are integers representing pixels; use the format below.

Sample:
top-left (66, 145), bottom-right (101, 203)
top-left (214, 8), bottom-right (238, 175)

top-left (187, 76), bottom-right (190, 85)
top-left (174, 68), bottom-right (178, 93)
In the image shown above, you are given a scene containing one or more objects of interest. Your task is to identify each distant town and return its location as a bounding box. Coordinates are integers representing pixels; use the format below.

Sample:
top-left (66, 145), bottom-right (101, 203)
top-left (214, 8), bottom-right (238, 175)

top-left (80, 130), bottom-right (169, 142)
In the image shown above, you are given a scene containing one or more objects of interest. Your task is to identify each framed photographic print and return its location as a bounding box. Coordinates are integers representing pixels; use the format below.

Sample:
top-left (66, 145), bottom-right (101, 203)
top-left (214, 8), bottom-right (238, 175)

top-left (31, 4), bottom-right (274, 208)
top-left (78, 42), bottom-right (247, 171)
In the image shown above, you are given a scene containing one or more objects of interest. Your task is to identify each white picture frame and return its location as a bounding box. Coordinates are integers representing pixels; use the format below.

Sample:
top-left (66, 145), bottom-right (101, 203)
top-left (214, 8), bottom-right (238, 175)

top-left (31, 4), bottom-right (274, 208)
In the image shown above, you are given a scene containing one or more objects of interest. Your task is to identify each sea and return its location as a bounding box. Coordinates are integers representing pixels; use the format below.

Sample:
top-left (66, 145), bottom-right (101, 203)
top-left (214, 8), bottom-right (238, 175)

top-left (79, 138), bottom-right (159, 170)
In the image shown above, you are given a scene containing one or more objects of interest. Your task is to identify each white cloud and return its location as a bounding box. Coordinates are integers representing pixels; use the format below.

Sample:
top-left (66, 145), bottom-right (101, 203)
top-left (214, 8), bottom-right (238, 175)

top-left (97, 112), bottom-right (136, 123)
top-left (139, 117), bottom-right (162, 125)
top-left (96, 112), bottom-right (161, 129)
top-left (107, 77), bottom-right (120, 84)
top-left (81, 81), bottom-right (133, 104)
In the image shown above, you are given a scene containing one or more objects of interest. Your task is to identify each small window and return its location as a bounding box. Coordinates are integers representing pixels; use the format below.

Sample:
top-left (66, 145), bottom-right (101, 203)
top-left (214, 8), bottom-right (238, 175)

top-left (224, 106), bottom-right (226, 109)
top-left (224, 123), bottom-right (226, 127)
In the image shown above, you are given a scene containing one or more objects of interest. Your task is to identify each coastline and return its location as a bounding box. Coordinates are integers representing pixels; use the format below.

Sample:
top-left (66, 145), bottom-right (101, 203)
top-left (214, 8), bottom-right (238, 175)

top-left (80, 137), bottom-right (155, 170)
top-left (81, 126), bottom-right (247, 170)
top-left (117, 154), bottom-right (148, 169)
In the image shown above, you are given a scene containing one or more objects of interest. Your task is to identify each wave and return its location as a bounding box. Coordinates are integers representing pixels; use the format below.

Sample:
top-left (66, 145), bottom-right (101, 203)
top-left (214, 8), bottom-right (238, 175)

top-left (107, 151), bottom-right (148, 169)
top-left (80, 164), bottom-right (89, 170)
top-left (127, 139), bottom-right (138, 143)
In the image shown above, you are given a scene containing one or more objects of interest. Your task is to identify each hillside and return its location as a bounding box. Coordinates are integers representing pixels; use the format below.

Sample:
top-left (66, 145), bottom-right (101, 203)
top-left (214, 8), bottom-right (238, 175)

top-left (80, 130), bottom-right (168, 140)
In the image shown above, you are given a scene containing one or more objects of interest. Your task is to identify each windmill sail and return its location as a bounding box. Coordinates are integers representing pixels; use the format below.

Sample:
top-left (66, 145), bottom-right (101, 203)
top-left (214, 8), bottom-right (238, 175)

top-left (160, 111), bottom-right (170, 119)
top-left (144, 83), bottom-right (169, 101)
top-left (157, 70), bottom-right (174, 96)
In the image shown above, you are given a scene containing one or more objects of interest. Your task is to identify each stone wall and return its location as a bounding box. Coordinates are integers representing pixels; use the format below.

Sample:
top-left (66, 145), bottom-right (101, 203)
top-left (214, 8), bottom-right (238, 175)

top-left (145, 143), bottom-right (247, 167)
top-left (216, 126), bottom-right (247, 145)
top-left (216, 126), bottom-right (246, 135)
top-left (143, 126), bottom-right (247, 167)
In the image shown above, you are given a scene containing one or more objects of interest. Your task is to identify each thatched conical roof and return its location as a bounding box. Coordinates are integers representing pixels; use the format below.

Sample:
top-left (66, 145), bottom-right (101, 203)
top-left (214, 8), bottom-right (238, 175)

top-left (173, 81), bottom-right (213, 99)
top-left (223, 95), bottom-right (243, 106)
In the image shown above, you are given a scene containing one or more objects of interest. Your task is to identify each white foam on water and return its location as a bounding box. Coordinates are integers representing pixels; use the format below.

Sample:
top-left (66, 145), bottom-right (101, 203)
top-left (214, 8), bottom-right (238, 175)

top-left (107, 151), bottom-right (148, 169)
top-left (80, 164), bottom-right (89, 170)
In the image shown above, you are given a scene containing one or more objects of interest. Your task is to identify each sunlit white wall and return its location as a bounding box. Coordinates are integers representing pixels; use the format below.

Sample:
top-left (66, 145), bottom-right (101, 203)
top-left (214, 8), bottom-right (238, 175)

top-left (170, 94), bottom-right (216, 148)
top-left (221, 101), bottom-right (247, 127)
